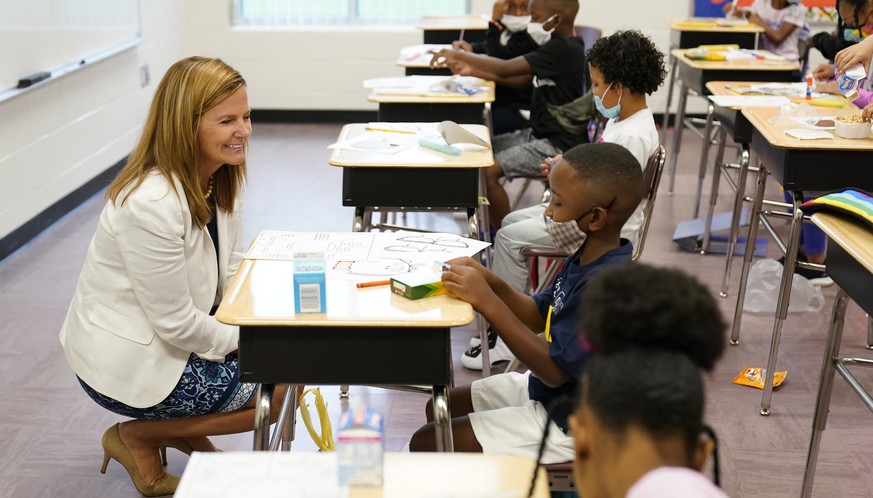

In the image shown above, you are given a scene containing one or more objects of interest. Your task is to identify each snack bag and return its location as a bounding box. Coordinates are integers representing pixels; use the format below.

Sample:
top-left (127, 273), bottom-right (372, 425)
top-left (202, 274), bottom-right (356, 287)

top-left (732, 366), bottom-right (787, 390)
top-left (835, 64), bottom-right (867, 100)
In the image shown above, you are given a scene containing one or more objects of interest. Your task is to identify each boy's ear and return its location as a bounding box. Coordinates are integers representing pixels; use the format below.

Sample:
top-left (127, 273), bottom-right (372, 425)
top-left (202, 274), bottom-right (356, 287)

top-left (586, 206), bottom-right (610, 232)
top-left (693, 435), bottom-right (715, 472)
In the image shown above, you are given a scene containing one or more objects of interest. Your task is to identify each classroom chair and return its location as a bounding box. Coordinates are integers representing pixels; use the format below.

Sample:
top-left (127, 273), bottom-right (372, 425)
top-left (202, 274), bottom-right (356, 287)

top-left (505, 146), bottom-right (666, 375)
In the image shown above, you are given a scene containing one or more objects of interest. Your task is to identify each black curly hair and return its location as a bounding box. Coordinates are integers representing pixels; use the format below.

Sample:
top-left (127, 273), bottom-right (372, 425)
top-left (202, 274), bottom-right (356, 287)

top-left (580, 262), bottom-right (726, 371)
top-left (578, 263), bottom-right (727, 459)
top-left (586, 29), bottom-right (667, 96)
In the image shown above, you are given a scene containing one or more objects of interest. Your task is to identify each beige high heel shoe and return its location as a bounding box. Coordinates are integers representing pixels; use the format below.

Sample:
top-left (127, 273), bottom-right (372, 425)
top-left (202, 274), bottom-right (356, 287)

top-left (159, 438), bottom-right (194, 466)
top-left (100, 424), bottom-right (180, 497)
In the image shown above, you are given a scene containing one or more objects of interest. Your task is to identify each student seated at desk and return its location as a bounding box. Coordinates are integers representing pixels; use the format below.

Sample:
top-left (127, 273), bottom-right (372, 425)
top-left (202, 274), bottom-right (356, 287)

top-left (813, 0), bottom-right (873, 111)
top-left (569, 263), bottom-right (728, 498)
top-left (723, 0), bottom-right (809, 73)
top-left (59, 57), bottom-right (290, 497)
top-left (835, 12), bottom-right (873, 119)
top-left (453, 0), bottom-right (538, 135)
top-left (464, 30), bottom-right (665, 370)
top-left (432, 0), bottom-right (590, 229)
top-left (408, 142), bottom-right (644, 462)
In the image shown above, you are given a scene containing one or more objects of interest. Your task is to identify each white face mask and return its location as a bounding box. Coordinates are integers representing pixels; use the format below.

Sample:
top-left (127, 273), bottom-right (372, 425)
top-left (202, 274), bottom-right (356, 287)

top-left (501, 14), bottom-right (531, 33)
top-left (527, 14), bottom-right (557, 46)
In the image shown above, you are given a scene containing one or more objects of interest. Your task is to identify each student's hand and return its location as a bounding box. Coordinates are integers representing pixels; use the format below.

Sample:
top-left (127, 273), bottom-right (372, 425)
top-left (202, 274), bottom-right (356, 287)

top-left (538, 154), bottom-right (561, 176)
top-left (430, 49), bottom-right (453, 68)
top-left (835, 35), bottom-right (873, 74)
top-left (447, 59), bottom-right (474, 76)
top-left (452, 40), bottom-right (473, 52)
top-left (747, 13), bottom-right (764, 28)
top-left (491, 0), bottom-right (508, 21)
top-left (813, 79), bottom-right (839, 95)
top-left (863, 101), bottom-right (873, 121)
top-left (441, 261), bottom-right (496, 309)
top-left (812, 63), bottom-right (835, 81)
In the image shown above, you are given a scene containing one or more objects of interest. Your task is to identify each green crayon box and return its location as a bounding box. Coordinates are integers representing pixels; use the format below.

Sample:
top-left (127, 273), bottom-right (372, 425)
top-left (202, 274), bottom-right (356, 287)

top-left (390, 272), bottom-right (447, 300)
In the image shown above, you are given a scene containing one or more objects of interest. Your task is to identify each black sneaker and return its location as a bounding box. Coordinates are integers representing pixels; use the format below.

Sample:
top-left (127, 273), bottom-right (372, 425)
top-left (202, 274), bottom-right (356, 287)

top-left (777, 256), bottom-right (833, 287)
top-left (467, 327), bottom-right (497, 349)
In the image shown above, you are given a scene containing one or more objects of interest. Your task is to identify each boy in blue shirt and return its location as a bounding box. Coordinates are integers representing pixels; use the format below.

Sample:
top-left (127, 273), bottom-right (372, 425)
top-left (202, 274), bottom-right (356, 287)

top-left (432, 0), bottom-right (589, 229)
top-left (409, 142), bottom-right (644, 462)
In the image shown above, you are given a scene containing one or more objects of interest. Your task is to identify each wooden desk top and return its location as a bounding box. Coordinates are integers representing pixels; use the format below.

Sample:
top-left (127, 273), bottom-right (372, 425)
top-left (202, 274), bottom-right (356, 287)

top-left (672, 48), bottom-right (799, 71)
top-left (216, 259), bottom-right (474, 327)
top-left (811, 213), bottom-right (873, 274)
top-left (706, 81), bottom-right (853, 108)
top-left (368, 80), bottom-right (495, 104)
top-left (176, 452), bottom-right (551, 498)
top-left (742, 107), bottom-right (873, 150)
top-left (328, 123), bottom-right (494, 168)
top-left (417, 14), bottom-right (488, 31)
top-left (670, 18), bottom-right (764, 33)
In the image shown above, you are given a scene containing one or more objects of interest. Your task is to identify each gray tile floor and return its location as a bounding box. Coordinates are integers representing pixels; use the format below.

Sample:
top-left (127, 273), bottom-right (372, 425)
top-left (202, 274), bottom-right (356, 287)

top-left (1, 121), bottom-right (871, 497)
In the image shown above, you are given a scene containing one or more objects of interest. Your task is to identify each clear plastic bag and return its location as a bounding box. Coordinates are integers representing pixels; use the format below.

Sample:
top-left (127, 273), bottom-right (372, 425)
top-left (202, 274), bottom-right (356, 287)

top-left (743, 258), bottom-right (825, 313)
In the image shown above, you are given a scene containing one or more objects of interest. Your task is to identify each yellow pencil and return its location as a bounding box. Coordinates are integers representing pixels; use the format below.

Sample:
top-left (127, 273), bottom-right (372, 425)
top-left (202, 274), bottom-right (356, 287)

top-left (364, 127), bottom-right (416, 134)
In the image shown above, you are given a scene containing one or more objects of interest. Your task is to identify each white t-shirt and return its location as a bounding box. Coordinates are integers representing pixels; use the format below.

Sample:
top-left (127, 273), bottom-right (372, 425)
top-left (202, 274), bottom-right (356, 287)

top-left (598, 107), bottom-right (659, 237)
top-left (751, 0), bottom-right (807, 62)
top-left (626, 467), bottom-right (729, 498)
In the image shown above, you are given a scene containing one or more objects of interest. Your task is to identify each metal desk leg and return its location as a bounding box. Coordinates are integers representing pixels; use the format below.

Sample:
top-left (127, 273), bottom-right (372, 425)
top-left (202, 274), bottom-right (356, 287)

top-left (660, 51), bottom-right (678, 145)
top-left (729, 163), bottom-right (767, 345)
top-left (432, 384), bottom-right (454, 452)
top-left (693, 103), bottom-right (716, 220)
top-left (760, 190), bottom-right (805, 416)
top-left (800, 288), bottom-right (850, 498)
top-left (253, 383), bottom-right (274, 451)
top-left (867, 314), bottom-right (873, 350)
top-left (719, 147), bottom-right (751, 298)
top-left (270, 385), bottom-right (298, 451)
top-left (701, 126), bottom-right (728, 254)
top-left (667, 82), bottom-right (689, 195)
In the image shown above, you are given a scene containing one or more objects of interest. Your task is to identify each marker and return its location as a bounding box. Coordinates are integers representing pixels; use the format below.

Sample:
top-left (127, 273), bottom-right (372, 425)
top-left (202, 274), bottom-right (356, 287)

top-left (356, 279), bottom-right (391, 288)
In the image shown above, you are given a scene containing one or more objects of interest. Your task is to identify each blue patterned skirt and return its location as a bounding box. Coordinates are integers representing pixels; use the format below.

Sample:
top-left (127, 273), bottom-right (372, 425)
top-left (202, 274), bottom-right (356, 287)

top-left (78, 353), bottom-right (257, 419)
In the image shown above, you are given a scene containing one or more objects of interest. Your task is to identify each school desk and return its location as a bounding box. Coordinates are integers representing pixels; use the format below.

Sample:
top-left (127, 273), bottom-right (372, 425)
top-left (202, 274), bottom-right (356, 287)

top-left (396, 44), bottom-right (452, 76)
top-left (660, 18), bottom-right (763, 145)
top-left (667, 48), bottom-right (799, 195)
top-left (328, 123), bottom-right (493, 238)
top-left (175, 452), bottom-right (551, 498)
top-left (368, 78), bottom-right (495, 126)
top-left (215, 255), bottom-right (475, 452)
top-left (732, 107), bottom-right (873, 416)
top-left (802, 213), bottom-right (873, 498)
top-left (698, 81), bottom-right (851, 300)
top-left (417, 14), bottom-right (488, 45)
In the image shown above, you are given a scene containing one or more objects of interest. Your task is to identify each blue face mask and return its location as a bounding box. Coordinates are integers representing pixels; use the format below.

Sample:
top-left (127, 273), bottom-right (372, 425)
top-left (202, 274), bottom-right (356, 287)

top-left (593, 81), bottom-right (622, 119)
top-left (844, 26), bottom-right (873, 43)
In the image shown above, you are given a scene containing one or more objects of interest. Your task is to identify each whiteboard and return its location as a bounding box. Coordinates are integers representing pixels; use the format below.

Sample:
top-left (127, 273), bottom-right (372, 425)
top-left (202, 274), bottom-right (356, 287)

top-left (0, 0), bottom-right (141, 92)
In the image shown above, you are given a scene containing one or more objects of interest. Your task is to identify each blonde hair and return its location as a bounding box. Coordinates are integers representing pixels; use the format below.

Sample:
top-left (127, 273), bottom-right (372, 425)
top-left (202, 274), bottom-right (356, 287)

top-left (107, 56), bottom-right (247, 227)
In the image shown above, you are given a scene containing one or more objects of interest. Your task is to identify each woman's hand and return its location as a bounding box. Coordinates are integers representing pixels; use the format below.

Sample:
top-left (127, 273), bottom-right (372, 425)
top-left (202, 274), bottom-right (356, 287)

top-left (835, 35), bottom-right (873, 73)
top-left (538, 154), bottom-right (561, 176)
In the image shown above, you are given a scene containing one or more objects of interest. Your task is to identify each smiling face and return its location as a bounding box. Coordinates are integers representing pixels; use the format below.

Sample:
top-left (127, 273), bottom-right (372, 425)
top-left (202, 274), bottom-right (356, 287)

top-left (196, 86), bottom-right (252, 181)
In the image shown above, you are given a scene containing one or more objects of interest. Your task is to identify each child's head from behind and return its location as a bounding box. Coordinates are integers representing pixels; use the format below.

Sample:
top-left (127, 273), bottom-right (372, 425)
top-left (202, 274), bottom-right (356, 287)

top-left (569, 263), bottom-right (727, 498)
top-left (587, 30), bottom-right (666, 100)
top-left (545, 142), bottom-right (644, 240)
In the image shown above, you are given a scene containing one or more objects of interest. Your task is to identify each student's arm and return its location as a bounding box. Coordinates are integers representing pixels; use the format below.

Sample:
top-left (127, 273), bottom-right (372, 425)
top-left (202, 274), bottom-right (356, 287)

top-left (432, 49), bottom-right (532, 81)
top-left (441, 262), bottom-right (568, 385)
top-left (748, 12), bottom-right (799, 46)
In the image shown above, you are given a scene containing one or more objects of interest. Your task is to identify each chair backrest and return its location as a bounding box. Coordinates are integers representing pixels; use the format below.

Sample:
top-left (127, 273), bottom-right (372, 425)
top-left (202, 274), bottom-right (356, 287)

top-left (632, 145), bottom-right (667, 262)
top-left (574, 25), bottom-right (602, 54)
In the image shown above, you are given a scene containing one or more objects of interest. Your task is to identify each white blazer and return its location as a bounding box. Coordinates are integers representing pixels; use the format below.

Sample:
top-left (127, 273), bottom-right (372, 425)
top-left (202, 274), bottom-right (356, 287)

top-left (60, 171), bottom-right (244, 408)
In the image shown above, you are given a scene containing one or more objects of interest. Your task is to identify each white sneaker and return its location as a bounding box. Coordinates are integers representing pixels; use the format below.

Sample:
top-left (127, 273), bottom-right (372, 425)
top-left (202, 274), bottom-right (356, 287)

top-left (461, 332), bottom-right (515, 371)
